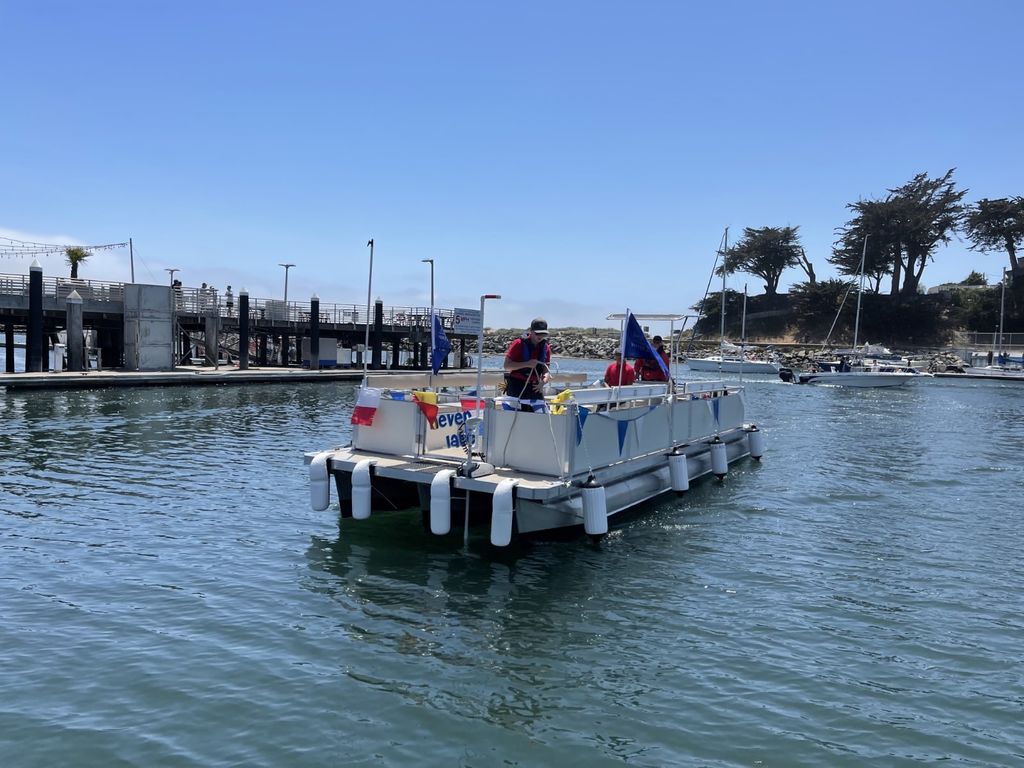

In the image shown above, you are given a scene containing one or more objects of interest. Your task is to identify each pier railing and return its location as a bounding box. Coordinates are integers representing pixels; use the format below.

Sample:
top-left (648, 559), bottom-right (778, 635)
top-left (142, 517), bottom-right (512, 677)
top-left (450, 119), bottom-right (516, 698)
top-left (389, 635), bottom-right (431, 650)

top-left (1, 272), bottom-right (461, 331)
top-left (954, 331), bottom-right (1024, 350)
top-left (239, 299), bottom-right (458, 330)
top-left (0, 273), bottom-right (125, 303)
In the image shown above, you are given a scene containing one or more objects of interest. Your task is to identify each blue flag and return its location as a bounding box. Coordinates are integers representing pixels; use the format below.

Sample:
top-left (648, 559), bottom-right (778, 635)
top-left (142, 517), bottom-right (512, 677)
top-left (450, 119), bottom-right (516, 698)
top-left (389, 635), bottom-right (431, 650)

top-left (622, 312), bottom-right (670, 379)
top-left (431, 311), bottom-right (451, 375)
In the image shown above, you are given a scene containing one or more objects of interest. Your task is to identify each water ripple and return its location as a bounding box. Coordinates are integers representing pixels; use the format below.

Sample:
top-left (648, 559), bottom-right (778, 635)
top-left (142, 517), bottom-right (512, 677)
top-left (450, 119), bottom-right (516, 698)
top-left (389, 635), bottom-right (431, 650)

top-left (2, 374), bottom-right (1023, 766)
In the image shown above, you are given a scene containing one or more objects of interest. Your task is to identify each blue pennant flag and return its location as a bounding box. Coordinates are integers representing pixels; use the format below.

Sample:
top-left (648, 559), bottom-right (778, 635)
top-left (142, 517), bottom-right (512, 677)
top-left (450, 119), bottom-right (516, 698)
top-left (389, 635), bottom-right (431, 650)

top-left (622, 312), bottom-right (670, 379)
top-left (575, 406), bottom-right (589, 445)
top-left (617, 420), bottom-right (629, 455)
top-left (431, 311), bottom-right (452, 375)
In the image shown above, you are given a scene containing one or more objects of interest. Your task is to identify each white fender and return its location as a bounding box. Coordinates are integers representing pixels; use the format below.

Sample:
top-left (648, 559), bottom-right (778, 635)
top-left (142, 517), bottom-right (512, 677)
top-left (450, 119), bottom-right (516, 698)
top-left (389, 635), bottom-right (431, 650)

top-left (429, 469), bottom-right (457, 535)
top-left (581, 475), bottom-right (608, 536)
top-left (709, 437), bottom-right (727, 479)
top-left (668, 448), bottom-right (689, 495)
top-left (351, 458), bottom-right (377, 520)
top-left (309, 450), bottom-right (333, 511)
top-left (490, 479), bottom-right (519, 547)
top-left (746, 424), bottom-right (765, 460)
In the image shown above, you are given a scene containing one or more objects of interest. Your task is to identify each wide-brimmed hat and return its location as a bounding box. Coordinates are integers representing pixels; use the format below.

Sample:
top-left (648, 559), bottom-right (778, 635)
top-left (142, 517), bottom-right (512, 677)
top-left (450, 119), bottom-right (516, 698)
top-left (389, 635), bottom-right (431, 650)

top-left (530, 318), bottom-right (549, 335)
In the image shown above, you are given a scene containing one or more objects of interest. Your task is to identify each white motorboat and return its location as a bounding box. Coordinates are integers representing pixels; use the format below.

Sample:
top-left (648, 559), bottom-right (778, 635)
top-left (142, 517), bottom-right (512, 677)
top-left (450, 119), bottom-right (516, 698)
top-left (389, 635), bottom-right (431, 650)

top-left (788, 365), bottom-right (922, 387)
top-left (305, 369), bottom-right (765, 546)
top-left (936, 273), bottom-right (1024, 382)
top-left (934, 365), bottom-right (1024, 382)
top-left (686, 355), bottom-right (780, 374)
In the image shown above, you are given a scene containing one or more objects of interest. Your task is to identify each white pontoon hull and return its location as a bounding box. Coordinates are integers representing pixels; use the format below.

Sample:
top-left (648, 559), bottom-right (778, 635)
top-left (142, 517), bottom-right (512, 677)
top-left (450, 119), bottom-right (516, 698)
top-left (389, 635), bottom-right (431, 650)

top-left (307, 376), bottom-right (763, 543)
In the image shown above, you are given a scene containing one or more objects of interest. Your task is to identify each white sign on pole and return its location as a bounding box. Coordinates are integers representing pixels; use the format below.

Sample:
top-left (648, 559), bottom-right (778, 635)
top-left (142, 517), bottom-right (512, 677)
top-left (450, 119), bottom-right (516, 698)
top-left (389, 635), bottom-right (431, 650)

top-left (453, 307), bottom-right (482, 336)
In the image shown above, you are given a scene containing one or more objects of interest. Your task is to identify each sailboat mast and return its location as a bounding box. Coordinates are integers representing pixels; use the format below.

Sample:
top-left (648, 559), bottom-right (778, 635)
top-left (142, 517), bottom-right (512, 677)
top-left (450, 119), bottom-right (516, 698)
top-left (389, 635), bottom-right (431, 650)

top-left (740, 284), bottom-right (747, 384)
top-left (998, 268), bottom-right (1007, 356)
top-left (719, 228), bottom-right (728, 368)
top-left (853, 235), bottom-right (868, 350)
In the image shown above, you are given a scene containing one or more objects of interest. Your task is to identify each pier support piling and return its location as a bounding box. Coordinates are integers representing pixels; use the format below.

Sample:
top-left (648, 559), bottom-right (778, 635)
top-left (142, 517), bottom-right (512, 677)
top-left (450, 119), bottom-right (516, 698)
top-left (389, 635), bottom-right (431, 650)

top-left (372, 299), bottom-right (383, 370)
top-left (66, 290), bottom-right (84, 372)
top-left (27, 260), bottom-right (43, 373)
top-left (4, 321), bottom-right (14, 373)
top-left (238, 290), bottom-right (250, 370)
top-left (310, 295), bottom-right (320, 370)
top-left (204, 314), bottom-right (219, 366)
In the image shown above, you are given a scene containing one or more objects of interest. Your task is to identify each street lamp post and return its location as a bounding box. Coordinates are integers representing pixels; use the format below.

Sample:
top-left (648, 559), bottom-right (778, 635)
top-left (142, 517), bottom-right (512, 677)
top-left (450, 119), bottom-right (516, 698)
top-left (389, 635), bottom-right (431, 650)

top-left (278, 263), bottom-right (295, 365)
top-left (421, 258), bottom-right (435, 309)
top-left (422, 259), bottom-right (434, 378)
top-left (165, 268), bottom-right (179, 285)
top-left (279, 263), bottom-right (295, 306)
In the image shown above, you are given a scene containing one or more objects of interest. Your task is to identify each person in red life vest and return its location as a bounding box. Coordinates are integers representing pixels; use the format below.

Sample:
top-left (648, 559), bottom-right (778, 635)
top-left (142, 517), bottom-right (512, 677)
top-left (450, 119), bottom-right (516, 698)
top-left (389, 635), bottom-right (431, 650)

top-left (503, 317), bottom-right (551, 411)
top-left (604, 351), bottom-right (636, 386)
top-left (635, 335), bottom-right (670, 381)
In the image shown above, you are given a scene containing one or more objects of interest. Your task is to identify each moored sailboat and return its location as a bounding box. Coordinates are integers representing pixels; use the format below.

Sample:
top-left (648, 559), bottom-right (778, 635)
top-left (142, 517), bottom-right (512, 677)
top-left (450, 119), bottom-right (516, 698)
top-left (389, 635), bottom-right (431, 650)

top-left (780, 237), bottom-right (918, 387)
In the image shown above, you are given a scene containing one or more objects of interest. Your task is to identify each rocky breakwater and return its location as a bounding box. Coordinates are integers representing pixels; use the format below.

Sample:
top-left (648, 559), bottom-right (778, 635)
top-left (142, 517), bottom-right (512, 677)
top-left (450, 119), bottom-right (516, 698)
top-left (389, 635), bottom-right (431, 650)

top-left (776, 348), bottom-right (968, 373)
top-left (482, 328), bottom-right (622, 360)
top-left (482, 329), bottom-right (721, 361)
top-left (924, 351), bottom-right (968, 373)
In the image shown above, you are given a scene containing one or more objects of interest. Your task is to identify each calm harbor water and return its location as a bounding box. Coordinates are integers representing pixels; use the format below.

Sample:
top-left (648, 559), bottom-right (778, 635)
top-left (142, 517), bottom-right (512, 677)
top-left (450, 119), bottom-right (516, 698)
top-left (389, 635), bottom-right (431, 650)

top-left (2, 360), bottom-right (1022, 767)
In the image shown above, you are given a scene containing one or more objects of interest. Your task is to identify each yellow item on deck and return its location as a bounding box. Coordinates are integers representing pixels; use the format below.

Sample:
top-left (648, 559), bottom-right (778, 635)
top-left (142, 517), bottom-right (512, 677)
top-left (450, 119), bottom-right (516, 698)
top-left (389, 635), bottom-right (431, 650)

top-left (550, 388), bottom-right (574, 415)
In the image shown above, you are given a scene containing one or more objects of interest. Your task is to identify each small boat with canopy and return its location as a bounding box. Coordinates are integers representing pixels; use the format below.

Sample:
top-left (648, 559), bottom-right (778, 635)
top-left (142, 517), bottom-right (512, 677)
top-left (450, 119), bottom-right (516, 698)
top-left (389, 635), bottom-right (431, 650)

top-left (306, 310), bottom-right (766, 546)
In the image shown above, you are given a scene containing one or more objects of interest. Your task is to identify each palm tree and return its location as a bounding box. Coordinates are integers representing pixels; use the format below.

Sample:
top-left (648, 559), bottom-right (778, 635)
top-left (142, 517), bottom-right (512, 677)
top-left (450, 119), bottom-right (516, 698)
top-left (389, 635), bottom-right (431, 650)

top-left (65, 246), bottom-right (90, 279)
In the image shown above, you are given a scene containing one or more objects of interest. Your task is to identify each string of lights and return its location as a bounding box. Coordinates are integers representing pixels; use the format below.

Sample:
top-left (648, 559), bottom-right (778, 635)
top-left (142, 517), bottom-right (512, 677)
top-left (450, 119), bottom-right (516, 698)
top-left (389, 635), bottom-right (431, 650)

top-left (0, 236), bottom-right (128, 258)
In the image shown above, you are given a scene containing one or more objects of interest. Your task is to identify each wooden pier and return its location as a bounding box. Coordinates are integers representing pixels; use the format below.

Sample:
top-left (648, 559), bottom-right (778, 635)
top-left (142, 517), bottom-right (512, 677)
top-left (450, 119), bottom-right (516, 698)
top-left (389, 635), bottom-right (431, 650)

top-left (0, 269), bottom-right (478, 380)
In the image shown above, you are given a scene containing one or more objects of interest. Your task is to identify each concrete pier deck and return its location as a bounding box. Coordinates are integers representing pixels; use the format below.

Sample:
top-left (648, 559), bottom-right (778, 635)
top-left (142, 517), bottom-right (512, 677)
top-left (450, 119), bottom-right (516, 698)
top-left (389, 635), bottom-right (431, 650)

top-left (0, 365), bottom-right (379, 391)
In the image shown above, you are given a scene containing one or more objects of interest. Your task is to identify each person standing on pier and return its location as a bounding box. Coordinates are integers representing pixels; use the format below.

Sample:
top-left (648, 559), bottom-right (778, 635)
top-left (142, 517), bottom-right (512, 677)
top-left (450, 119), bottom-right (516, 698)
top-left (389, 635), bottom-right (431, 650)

top-left (503, 318), bottom-right (551, 411)
top-left (225, 285), bottom-right (234, 317)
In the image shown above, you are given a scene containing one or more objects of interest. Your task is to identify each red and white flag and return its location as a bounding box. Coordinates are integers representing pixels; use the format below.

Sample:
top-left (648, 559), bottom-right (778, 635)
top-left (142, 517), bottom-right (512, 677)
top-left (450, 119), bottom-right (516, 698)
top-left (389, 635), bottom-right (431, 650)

top-left (351, 387), bottom-right (382, 426)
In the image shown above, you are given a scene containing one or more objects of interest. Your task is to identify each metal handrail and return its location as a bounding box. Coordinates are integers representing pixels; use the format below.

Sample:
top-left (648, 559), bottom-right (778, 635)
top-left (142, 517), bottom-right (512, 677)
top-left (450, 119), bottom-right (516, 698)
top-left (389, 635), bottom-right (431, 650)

top-left (0, 272), bottom-right (463, 329)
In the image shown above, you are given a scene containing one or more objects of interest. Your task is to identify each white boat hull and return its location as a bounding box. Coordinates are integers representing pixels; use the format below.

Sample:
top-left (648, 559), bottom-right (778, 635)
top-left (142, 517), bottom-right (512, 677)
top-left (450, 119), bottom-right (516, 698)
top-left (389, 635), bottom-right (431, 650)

top-left (797, 370), bottom-right (917, 387)
top-left (686, 357), bottom-right (780, 374)
top-left (933, 366), bottom-right (1024, 382)
top-left (307, 377), bottom-right (763, 543)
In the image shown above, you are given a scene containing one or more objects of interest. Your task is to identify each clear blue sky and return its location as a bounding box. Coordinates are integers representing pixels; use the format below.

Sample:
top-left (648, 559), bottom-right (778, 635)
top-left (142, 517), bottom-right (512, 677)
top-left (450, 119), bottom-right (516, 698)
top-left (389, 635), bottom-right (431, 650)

top-left (2, 1), bottom-right (1021, 329)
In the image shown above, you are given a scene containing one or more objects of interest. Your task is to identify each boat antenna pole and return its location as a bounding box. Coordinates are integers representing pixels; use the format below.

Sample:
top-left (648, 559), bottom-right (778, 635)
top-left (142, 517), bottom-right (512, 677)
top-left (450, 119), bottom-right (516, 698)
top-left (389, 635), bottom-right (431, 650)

top-left (617, 308), bottom-right (628, 392)
top-left (475, 294), bottom-right (500, 417)
top-left (362, 238), bottom-right (374, 386)
top-left (853, 235), bottom-right (868, 350)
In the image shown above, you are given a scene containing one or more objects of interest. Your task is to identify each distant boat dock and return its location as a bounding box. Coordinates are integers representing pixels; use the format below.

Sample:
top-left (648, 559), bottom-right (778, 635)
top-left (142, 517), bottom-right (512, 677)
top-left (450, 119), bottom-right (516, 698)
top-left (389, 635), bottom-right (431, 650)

top-left (0, 267), bottom-right (480, 390)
